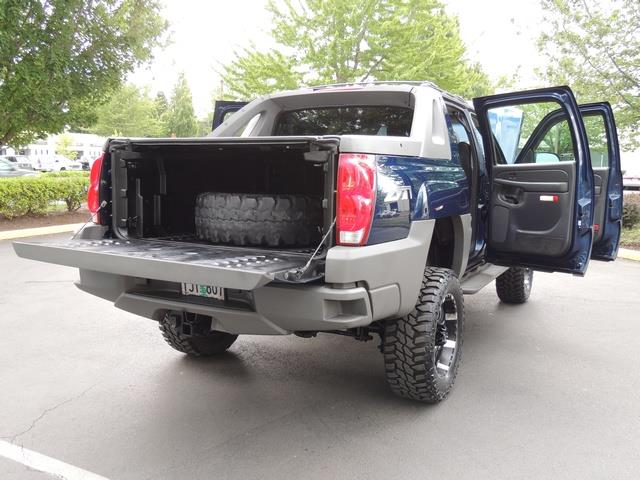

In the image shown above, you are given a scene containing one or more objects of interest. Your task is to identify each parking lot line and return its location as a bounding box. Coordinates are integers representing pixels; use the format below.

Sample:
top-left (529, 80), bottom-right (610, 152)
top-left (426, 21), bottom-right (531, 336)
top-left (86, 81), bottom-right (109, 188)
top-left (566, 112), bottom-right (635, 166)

top-left (0, 224), bottom-right (84, 241)
top-left (0, 440), bottom-right (110, 480)
top-left (618, 248), bottom-right (640, 261)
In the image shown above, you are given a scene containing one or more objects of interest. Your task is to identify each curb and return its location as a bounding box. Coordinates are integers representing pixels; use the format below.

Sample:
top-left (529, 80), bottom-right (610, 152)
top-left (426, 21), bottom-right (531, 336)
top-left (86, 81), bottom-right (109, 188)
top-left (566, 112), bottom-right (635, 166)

top-left (0, 223), bottom-right (84, 241)
top-left (618, 248), bottom-right (640, 262)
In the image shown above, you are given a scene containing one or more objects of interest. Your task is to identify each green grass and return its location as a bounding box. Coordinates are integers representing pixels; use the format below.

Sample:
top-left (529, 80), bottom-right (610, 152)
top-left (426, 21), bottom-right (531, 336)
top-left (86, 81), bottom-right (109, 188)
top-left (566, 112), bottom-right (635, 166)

top-left (621, 225), bottom-right (640, 249)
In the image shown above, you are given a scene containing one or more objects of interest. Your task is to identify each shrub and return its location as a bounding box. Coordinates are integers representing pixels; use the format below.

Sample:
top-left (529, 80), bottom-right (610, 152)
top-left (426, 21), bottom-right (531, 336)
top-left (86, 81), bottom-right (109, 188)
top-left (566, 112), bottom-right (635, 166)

top-left (0, 174), bottom-right (89, 219)
top-left (623, 194), bottom-right (640, 229)
top-left (42, 171), bottom-right (89, 178)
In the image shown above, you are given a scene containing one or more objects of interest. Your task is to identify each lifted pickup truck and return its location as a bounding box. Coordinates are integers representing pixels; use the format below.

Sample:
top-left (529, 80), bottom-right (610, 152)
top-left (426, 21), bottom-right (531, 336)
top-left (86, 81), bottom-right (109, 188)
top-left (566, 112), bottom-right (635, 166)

top-left (14, 81), bottom-right (623, 403)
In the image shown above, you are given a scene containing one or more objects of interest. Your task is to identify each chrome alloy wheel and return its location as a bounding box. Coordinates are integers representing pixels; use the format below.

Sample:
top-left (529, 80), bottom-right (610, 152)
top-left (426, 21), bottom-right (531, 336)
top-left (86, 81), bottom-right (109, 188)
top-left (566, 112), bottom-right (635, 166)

top-left (434, 293), bottom-right (460, 378)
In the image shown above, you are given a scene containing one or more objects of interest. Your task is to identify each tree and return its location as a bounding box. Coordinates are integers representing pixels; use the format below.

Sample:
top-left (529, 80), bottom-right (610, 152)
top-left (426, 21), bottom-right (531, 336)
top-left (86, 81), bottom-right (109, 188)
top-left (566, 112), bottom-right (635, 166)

top-left (538, 0), bottom-right (640, 149)
top-left (221, 0), bottom-right (491, 100)
top-left (154, 92), bottom-right (169, 119)
top-left (88, 84), bottom-right (164, 137)
top-left (0, 0), bottom-right (167, 147)
top-left (165, 73), bottom-right (198, 137)
top-left (197, 112), bottom-right (214, 137)
top-left (55, 133), bottom-right (74, 159)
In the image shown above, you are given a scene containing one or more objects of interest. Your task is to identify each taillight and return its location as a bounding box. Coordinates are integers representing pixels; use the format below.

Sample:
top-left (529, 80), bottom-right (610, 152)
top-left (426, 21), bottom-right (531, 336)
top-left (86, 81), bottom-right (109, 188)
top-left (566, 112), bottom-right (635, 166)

top-left (87, 153), bottom-right (104, 223)
top-left (336, 153), bottom-right (376, 246)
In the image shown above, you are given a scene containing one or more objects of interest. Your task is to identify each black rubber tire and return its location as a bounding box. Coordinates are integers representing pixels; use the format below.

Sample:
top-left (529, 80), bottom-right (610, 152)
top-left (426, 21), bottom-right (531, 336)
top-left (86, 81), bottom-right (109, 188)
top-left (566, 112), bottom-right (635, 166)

top-left (159, 311), bottom-right (237, 357)
top-left (495, 267), bottom-right (533, 304)
top-left (383, 267), bottom-right (464, 403)
top-left (195, 193), bottom-right (322, 247)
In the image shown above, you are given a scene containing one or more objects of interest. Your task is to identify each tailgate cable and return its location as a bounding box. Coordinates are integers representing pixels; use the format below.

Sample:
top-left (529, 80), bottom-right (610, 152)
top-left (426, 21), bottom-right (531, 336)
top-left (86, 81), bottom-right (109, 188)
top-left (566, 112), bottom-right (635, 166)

top-left (71, 201), bottom-right (108, 240)
top-left (285, 218), bottom-right (336, 281)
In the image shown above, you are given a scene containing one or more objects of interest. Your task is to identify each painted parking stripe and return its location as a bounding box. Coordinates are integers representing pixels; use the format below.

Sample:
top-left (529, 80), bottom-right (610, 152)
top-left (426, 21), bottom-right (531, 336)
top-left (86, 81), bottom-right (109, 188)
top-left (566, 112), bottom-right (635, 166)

top-left (0, 440), bottom-right (110, 480)
top-left (0, 223), bottom-right (84, 241)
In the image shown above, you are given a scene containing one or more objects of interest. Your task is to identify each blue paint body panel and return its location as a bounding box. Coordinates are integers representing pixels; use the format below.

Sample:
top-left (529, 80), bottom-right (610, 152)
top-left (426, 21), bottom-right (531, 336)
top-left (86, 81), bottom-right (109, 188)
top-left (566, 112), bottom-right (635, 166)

top-left (367, 154), bottom-right (469, 246)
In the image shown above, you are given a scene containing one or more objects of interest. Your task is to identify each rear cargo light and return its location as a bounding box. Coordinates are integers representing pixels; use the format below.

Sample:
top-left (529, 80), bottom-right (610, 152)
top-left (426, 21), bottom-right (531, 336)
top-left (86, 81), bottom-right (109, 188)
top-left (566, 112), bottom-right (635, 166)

top-left (87, 154), bottom-right (104, 223)
top-left (336, 153), bottom-right (376, 246)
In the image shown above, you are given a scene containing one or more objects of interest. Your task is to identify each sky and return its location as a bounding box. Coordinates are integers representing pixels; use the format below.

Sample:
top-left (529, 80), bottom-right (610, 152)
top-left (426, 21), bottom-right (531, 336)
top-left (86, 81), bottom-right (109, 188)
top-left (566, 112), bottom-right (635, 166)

top-left (130, 0), bottom-right (546, 117)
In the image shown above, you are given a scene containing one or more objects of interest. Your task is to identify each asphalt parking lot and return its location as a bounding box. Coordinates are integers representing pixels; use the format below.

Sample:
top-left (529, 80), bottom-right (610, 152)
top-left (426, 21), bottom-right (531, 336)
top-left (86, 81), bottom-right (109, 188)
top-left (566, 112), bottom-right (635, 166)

top-left (1, 234), bottom-right (639, 479)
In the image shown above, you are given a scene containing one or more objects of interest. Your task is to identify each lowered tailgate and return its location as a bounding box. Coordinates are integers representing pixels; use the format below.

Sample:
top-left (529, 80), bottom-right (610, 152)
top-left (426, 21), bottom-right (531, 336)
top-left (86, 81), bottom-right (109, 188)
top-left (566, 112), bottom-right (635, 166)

top-left (13, 238), bottom-right (312, 290)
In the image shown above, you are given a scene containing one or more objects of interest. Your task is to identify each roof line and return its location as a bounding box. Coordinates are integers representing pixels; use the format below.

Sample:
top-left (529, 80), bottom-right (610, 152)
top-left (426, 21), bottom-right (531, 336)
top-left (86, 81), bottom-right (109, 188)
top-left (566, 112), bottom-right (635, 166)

top-left (309, 80), bottom-right (468, 105)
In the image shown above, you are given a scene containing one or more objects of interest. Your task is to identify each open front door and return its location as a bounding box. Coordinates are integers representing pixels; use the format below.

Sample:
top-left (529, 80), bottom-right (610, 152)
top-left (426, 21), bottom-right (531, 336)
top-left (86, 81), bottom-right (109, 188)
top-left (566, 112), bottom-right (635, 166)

top-left (473, 86), bottom-right (594, 275)
top-left (212, 100), bottom-right (249, 131)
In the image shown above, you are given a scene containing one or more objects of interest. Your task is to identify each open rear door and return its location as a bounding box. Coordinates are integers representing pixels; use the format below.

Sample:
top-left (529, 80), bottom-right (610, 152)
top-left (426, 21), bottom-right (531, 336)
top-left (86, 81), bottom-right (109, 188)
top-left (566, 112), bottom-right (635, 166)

top-left (473, 86), bottom-right (594, 275)
top-left (516, 103), bottom-right (623, 261)
top-left (580, 103), bottom-right (622, 260)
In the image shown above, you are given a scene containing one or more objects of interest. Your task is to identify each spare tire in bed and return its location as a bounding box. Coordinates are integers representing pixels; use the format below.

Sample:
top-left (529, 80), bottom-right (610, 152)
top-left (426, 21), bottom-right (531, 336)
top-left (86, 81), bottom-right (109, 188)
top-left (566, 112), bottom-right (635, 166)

top-left (195, 193), bottom-right (323, 247)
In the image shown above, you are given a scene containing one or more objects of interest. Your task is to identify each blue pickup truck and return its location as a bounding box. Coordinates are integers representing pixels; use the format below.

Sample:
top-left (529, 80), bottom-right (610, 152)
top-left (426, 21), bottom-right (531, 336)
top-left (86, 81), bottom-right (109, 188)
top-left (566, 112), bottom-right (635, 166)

top-left (14, 81), bottom-right (623, 402)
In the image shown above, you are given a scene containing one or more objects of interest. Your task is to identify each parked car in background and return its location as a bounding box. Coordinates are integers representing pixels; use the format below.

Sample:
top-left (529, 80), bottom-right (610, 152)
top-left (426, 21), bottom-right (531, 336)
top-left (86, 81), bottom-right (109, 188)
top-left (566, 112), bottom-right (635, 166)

top-left (35, 155), bottom-right (83, 172)
top-left (0, 154), bottom-right (34, 170)
top-left (623, 169), bottom-right (640, 190)
top-left (78, 154), bottom-right (93, 171)
top-left (0, 158), bottom-right (38, 177)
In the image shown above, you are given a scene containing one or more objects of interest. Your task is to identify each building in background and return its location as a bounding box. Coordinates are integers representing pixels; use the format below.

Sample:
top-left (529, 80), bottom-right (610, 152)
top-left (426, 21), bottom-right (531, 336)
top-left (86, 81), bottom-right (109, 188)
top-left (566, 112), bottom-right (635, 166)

top-left (15, 132), bottom-right (106, 163)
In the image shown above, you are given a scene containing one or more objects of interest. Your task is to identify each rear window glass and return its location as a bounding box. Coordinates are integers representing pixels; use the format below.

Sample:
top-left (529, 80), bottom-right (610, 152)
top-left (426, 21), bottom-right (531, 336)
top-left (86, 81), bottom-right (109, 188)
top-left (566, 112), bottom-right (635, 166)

top-left (273, 106), bottom-right (413, 136)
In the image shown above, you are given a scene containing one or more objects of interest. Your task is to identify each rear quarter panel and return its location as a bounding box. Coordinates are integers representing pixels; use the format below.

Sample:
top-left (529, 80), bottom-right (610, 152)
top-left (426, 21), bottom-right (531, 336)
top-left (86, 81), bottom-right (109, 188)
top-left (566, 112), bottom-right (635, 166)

top-left (368, 154), bottom-right (469, 245)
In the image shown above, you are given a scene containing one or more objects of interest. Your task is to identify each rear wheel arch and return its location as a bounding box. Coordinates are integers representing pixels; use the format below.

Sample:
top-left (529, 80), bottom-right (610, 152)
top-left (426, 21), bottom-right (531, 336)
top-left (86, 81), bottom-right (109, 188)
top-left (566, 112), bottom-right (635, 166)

top-left (426, 214), bottom-right (471, 277)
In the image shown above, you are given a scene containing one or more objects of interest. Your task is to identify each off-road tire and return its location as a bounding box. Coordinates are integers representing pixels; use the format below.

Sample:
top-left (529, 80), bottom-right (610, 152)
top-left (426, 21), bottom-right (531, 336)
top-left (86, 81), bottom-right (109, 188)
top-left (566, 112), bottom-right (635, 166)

top-left (383, 267), bottom-right (464, 403)
top-left (495, 267), bottom-right (533, 304)
top-left (159, 311), bottom-right (237, 357)
top-left (195, 193), bottom-right (322, 247)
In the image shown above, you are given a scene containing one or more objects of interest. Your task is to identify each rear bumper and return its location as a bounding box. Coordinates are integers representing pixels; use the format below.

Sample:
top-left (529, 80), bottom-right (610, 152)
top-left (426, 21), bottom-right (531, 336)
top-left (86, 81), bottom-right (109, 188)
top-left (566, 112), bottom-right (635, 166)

top-left (74, 220), bottom-right (434, 334)
top-left (76, 270), bottom-right (372, 335)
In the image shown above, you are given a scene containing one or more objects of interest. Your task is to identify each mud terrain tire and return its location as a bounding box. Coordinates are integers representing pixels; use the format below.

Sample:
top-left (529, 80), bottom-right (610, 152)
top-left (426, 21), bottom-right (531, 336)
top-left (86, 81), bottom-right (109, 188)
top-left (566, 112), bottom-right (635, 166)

top-left (195, 193), bottom-right (322, 247)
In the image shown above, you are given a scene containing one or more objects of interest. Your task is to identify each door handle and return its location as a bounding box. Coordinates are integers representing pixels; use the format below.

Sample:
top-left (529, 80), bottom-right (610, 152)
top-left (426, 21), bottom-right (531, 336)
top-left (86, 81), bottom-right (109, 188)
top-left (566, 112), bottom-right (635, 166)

top-left (494, 177), bottom-right (568, 193)
top-left (502, 194), bottom-right (519, 205)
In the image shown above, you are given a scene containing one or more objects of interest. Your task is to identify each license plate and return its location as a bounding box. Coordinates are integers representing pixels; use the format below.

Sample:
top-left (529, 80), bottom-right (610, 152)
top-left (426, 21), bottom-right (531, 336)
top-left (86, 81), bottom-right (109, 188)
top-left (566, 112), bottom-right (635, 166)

top-left (181, 283), bottom-right (225, 300)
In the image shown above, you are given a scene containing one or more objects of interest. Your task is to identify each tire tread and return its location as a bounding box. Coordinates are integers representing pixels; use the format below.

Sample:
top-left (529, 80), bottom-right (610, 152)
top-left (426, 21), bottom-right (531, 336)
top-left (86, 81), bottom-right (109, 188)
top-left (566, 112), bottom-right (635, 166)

top-left (383, 267), bottom-right (464, 403)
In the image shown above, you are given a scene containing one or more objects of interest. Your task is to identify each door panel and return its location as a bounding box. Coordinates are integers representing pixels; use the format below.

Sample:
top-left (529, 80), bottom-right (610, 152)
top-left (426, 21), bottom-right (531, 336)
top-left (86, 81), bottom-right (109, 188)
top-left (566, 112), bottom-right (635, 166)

top-left (582, 103), bottom-right (622, 260)
top-left (473, 87), bottom-right (594, 275)
top-left (593, 168), bottom-right (608, 242)
top-left (490, 162), bottom-right (575, 257)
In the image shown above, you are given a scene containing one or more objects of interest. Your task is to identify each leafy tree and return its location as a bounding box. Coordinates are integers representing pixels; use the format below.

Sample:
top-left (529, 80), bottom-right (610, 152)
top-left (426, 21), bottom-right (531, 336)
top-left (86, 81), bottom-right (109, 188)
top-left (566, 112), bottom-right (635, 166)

top-left (222, 49), bottom-right (303, 99)
top-left (55, 133), bottom-right (74, 159)
top-left (221, 0), bottom-right (491, 100)
top-left (89, 84), bottom-right (164, 137)
top-left (538, 0), bottom-right (640, 149)
top-left (154, 92), bottom-right (169, 119)
top-left (197, 112), bottom-right (214, 137)
top-left (0, 0), bottom-right (167, 147)
top-left (165, 73), bottom-right (198, 137)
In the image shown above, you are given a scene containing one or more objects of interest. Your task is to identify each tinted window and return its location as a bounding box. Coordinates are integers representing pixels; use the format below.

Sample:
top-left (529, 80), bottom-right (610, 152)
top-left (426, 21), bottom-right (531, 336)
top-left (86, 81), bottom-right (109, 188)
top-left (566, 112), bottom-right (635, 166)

top-left (533, 119), bottom-right (574, 163)
top-left (450, 116), bottom-right (471, 144)
top-left (487, 102), bottom-right (576, 165)
top-left (274, 106), bottom-right (413, 136)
